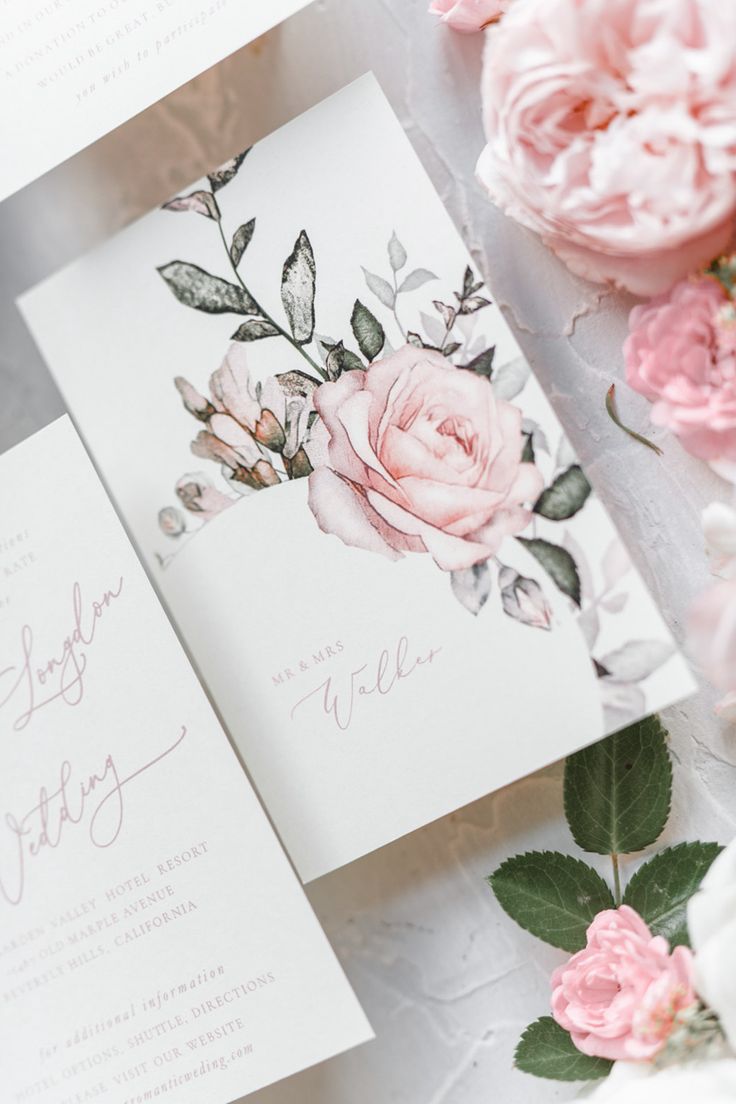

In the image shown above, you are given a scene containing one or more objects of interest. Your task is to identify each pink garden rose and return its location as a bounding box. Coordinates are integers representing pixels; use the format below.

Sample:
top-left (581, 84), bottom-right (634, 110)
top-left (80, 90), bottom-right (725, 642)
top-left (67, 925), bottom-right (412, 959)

top-left (551, 905), bottom-right (697, 1061)
top-left (308, 345), bottom-right (542, 572)
top-left (624, 277), bottom-right (736, 463)
top-left (477, 0), bottom-right (736, 295)
top-left (688, 578), bottom-right (736, 719)
top-left (429, 0), bottom-right (506, 33)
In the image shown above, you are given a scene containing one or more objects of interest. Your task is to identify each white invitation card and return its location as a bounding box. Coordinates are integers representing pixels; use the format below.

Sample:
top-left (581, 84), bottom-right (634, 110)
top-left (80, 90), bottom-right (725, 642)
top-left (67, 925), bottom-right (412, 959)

top-left (0, 0), bottom-right (311, 200)
top-left (20, 76), bottom-right (696, 883)
top-left (0, 417), bottom-right (371, 1102)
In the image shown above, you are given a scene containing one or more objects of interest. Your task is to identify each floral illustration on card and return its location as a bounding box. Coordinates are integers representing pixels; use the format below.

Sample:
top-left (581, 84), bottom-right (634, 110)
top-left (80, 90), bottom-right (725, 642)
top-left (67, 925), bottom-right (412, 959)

top-left (153, 147), bottom-right (675, 724)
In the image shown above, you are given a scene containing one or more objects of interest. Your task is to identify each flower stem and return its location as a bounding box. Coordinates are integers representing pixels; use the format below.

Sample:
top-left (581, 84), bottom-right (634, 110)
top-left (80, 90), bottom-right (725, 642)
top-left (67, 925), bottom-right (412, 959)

top-left (605, 384), bottom-right (663, 456)
top-left (611, 852), bottom-right (622, 906)
top-left (216, 220), bottom-right (326, 382)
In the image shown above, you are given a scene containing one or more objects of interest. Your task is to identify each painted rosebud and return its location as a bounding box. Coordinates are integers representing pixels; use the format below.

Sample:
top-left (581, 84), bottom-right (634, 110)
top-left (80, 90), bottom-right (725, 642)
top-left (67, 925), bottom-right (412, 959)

top-left (158, 506), bottom-right (187, 537)
top-left (174, 376), bottom-right (215, 421)
top-left (499, 566), bottom-right (552, 630)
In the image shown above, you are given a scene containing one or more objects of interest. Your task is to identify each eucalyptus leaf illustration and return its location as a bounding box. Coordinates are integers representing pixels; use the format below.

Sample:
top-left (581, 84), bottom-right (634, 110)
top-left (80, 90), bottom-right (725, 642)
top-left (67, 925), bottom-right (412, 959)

top-left (499, 567), bottom-right (552, 630)
top-left (158, 262), bottom-right (258, 315)
top-left (534, 465), bottom-right (592, 521)
top-left (518, 537), bottom-right (582, 606)
top-left (450, 562), bottom-right (492, 616)
top-left (207, 150), bottom-right (249, 193)
top-left (281, 230), bottom-right (316, 345)
top-left (388, 231), bottom-right (407, 273)
top-left (162, 190), bottom-right (220, 221)
top-left (231, 319), bottom-right (281, 341)
top-left (362, 267), bottom-right (396, 309)
top-left (351, 299), bottom-right (385, 361)
top-left (230, 219), bottom-right (256, 268)
top-left (462, 265), bottom-right (484, 298)
top-left (398, 268), bottom-right (438, 294)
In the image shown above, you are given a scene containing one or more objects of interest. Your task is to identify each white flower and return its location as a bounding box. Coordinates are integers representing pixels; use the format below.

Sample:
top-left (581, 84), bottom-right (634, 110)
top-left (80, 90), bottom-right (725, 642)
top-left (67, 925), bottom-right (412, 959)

top-left (688, 839), bottom-right (736, 1049)
top-left (589, 1059), bottom-right (736, 1104)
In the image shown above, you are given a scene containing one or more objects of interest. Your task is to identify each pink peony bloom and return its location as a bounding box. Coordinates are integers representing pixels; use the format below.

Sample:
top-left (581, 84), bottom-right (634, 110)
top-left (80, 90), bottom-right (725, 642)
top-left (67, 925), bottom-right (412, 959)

top-left (429, 0), bottom-right (506, 33)
top-left (308, 345), bottom-right (542, 572)
top-left (688, 578), bottom-right (736, 719)
top-left (551, 905), bottom-right (697, 1061)
top-left (624, 277), bottom-right (736, 463)
top-left (477, 0), bottom-right (736, 295)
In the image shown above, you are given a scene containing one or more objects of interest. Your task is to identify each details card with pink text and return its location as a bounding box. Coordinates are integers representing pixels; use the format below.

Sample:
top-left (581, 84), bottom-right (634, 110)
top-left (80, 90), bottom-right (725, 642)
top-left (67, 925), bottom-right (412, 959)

top-left (0, 417), bottom-right (371, 1102)
top-left (20, 76), bottom-right (696, 883)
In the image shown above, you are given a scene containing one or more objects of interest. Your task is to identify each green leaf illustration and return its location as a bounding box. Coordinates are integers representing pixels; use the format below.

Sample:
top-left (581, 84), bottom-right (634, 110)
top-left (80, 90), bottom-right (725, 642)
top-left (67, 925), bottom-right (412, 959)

top-left (461, 346), bottom-right (495, 379)
top-left (231, 319), bottom-right (280, 342)
top-left (230, 219), bottom-right (256, 268)
top-left (208, 149), bottom-right (248, 193)
top-left (564, 715), bottom-right (672, 856)
top-left (325, 340), bottom-right (365, 379)
top-left (623, 841), bottom-right (723, 947)
top-left (162, 190), bottom-right (220, 221)
top-left (515, 1018), bottom-right (612, 1082)
top-left (398, 268), bottom-right (438, 294)
top-left (489, 852), bottom-right (615, 951)
top-left (388, 231), bottom-right (407, 273)
top-left (351, 300), bottom-right (385, 362)
top-left (522, 433), bottom-right (534, 463)
top-left (158, 261), bottom-right (258, 315)
top-left (517, 537), bottom-right (581, 606)
top-left (534, 465), bottom-right (592, 521)
top-left (281, 230), bottom-right (316, 345)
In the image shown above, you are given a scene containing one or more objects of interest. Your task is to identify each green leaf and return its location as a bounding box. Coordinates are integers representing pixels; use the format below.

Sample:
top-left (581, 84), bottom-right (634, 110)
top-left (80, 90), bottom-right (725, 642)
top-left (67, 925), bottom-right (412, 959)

top-left (351, 300), bottom-right (385, 361)
top-left (230, 219), bottom-right (256, 268)
top-left (162, 190), bottom-right (220, 221)
top-left (515, 1018), bottom-right (612, 1082)
top-left (517, 537), bottom-right (581, 606)
top-left (398, 268), bottom-right (437, 294)
top-left (325, 340), bottom-right (365, 379)
top-left (623, 841), bottom-right (723, 947)
top-left (534, 465), bottom-right (592, 521)
top-left (281, 230), bottom-right (316, 344)
top-left (521, 433), bottom-right (534, 463)
top-left (564, 715), bottom-right (672, 855)
top-left (158, 261), bottom-right (257, 315)
top-left (231, 319), bottom-right (280, 342)
top-left (208, 149), bottom-right (248, 193)
top-left (461, 346), bottom-right (495, 379)
top-left (388, 231), bottom-right (407, 273)
top-left (488, 852), bottom-right (615, 951)
top-left (362, 267), bottom-right (395, 309)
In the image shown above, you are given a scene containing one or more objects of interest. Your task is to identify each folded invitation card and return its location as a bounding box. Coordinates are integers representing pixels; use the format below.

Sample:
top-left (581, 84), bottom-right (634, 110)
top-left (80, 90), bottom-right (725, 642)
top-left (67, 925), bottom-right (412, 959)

top-left (0, 0), bottom-right (311, 200)
top-left (0, 417), bottom-right (370, 1102)
top-left (20, 76), bottom-right (696, 882)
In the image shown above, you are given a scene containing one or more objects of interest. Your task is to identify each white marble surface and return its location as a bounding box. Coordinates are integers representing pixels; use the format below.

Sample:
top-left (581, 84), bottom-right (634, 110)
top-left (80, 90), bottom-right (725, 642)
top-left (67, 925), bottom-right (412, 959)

top-left (1, 2), bottom-right (734, 1101)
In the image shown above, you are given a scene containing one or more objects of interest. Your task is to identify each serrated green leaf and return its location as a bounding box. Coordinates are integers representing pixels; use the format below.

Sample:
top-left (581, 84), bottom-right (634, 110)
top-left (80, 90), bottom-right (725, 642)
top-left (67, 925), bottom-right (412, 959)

top-left (515, 1018), bottom-right (612, 1082)
top-left (488, 852), bottom-right (614, 951)
top-left (517, 537), bottom-right (581, 606)
top-left (534, 465), bottom-right (592, 521)
top-left (564, 716), bottom-right (672, 856)
top-left (623, 841), bottom-right (723, 946)
top-left (281, 230), bottom-right (316, 344)
top-left (158, 262), bottom-right (257, 315)
top-left (351, 300), bottom-right (385, 361)
top-left (230, 219), bottom-right (255, 268)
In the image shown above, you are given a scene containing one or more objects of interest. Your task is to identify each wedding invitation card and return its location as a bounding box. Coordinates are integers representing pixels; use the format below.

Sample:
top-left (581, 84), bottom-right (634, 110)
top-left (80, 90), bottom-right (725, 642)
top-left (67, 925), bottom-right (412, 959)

top-left (0, 417), bottom-right (371, 1101)
top-left (20, 76), bottom-right (696, 883)
top-left (0, 0), bottom-right (311, 200)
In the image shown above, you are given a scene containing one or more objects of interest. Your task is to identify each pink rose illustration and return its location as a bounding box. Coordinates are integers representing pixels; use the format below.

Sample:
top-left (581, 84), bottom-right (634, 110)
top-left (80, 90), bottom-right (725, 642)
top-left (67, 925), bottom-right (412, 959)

top-left (624, 277), bottom-right (736, 463)
top-left (477, 0), bottom-right (736, 295)
top-left (551, 905), bottom-right (697, 1061)
top-left (429, 0), bottom-right (506, 33)
top-left (307, 345), bottom-right (542, 572)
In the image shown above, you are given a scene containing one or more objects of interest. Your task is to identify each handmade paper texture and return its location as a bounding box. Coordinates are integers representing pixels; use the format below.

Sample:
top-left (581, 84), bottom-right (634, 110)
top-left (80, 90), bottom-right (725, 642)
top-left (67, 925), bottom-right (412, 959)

top-left (0, 418), bottom-right (370, 1102)
top-left (20, 76), bottom-right (696, 882)
top-left (0, 0), bottom-right (310, 200)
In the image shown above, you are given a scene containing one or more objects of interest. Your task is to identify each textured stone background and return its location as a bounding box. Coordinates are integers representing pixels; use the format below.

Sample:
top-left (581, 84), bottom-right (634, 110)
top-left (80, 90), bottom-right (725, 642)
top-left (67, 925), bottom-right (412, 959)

top-left (0, 2), bottom-right (733, 1100)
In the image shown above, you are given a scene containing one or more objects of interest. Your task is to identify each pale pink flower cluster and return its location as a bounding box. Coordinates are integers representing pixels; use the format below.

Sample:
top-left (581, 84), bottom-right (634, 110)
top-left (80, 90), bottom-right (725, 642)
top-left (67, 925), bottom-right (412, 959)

top-left (477, 0), bottom-right (736, 295)
top-left (428, 0), bottom-right (506, 32)
top-left (624, 277), bottom-right (736, 463)
top-left (552, 905), bottom-right (697, 1061)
